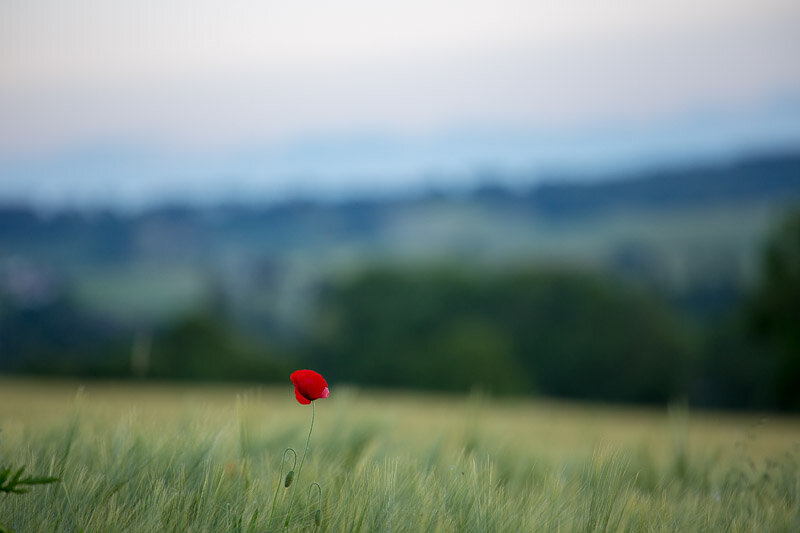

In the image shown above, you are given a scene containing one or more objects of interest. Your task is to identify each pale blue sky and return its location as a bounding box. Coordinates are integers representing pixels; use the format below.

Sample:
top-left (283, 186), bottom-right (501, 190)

top-left (1, 0), bottom-right (800, 207)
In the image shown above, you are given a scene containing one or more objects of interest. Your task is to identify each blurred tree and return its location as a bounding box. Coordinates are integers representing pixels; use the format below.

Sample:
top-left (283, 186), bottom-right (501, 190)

top-left (494, 271), bottom-right (694, 403)
top-left (694, 316), bottom-right (773, 409)
top-left (312, 269), bottom-right (525, 393)
top-left (150, 311), bottom-right (291, 381)
top-left (312, 267), bottom-right (693, 402)
top-left (0, 291), bottom-right (120, 373)
top-left (750, 209), bottom-right (800, 410)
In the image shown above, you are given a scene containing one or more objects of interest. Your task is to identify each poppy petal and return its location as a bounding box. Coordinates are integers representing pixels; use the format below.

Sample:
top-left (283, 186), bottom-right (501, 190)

top-left (294, 387), bottom-right (311, 405)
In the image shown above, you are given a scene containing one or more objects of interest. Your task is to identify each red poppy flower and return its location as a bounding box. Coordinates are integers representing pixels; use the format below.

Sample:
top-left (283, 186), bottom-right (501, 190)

top-left (290, 369), bottom-right (330, 405)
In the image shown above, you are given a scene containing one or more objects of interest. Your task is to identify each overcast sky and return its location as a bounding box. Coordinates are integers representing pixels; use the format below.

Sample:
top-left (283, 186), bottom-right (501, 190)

top-left (2, 0), bottom-right (800, 207)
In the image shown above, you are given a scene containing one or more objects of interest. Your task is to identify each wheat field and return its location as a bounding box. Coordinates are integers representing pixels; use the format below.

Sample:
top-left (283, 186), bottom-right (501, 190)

top-left (1, 377), bottom-right (798, 532)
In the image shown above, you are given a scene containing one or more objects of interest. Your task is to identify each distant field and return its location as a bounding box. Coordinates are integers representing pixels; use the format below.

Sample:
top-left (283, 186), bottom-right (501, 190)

top-left (59, 201), bottom-right (786, 325)
top-left (1, 377), bottom-right (799, 531)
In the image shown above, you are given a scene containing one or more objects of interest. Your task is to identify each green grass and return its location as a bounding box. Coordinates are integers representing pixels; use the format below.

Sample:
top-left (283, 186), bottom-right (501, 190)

top-left (1, 378), bottom-right (799, 532)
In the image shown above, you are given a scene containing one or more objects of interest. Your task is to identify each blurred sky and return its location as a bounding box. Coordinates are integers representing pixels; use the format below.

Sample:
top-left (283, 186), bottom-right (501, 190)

top-left (2, 0), bottom-right (800, 208)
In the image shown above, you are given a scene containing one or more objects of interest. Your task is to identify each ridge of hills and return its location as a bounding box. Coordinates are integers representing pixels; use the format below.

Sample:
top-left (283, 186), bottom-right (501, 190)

top-left (0, 150), bottom-right (798, 325)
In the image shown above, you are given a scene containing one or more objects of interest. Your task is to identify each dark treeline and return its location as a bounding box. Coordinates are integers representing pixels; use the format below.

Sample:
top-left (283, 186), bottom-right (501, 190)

top-left (1, 210), bottom-right (798, 411)
top-left (527, 152), bottom-right (800, 217)
top-left (311, 268), bottom-right (692, 402)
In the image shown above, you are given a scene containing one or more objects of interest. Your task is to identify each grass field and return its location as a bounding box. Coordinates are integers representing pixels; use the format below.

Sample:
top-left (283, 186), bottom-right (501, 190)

top-left (1, 377), bottom-right (799, 532)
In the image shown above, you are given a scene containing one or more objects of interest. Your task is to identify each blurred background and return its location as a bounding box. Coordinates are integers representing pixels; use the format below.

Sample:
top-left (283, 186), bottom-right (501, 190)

top-left (1, 0), bottom-right (799, 410)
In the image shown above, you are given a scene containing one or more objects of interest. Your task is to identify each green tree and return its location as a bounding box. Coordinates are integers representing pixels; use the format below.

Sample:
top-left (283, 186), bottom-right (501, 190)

top-left (150, 311), bottom-right (291, 381)
top-left (750, 209), bottom-right (800, 410)
top-left (312, 267), bottom-right (694, 402)
top-left (312, 269), bottom-right (525, 393)
top-left (494, 271), bottom-right (695, 403)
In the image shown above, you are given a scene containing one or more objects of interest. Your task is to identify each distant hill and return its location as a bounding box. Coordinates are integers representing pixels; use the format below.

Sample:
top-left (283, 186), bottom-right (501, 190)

top-left (522, 152), bottom-right (800, 216)
top-left (1, 151), bottom-right (799, 326)
top-left (3, 150), bottom-right (800, 236)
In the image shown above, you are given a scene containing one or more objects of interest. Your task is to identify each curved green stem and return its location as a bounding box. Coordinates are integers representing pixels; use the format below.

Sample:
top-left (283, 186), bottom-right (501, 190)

top-left (284, 401), bottom-right (314, 529)
top-left (306, 481), bottom-right (322, 512)
top-left (267, 448), bottom-right (296, 530)
top-left (307, 482), bottom-right (323, 528)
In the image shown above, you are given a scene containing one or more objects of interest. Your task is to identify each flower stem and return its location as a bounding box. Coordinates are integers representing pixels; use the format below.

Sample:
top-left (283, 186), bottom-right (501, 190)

top-left (267, 448), bottom-right (296, 530)
top-left (284, 401), bottom-right (314, 529)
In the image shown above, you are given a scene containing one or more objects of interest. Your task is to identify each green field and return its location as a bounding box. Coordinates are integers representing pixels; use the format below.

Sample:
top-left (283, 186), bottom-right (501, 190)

top-left (1, 378), bottom-right (799, 532)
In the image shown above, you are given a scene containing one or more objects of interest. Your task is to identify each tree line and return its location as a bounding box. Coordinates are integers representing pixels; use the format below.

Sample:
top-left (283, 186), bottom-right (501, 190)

top-left (1, 211), bottom-right (798, 411)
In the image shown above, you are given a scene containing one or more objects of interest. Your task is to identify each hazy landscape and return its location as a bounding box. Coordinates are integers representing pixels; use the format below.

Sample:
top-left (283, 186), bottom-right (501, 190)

top-left (3, 149), bottom-right (799, 532)
top-left (2, 151), bottom-right (799, 409)
top-left (3, 1), bottom-right (800, 531)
